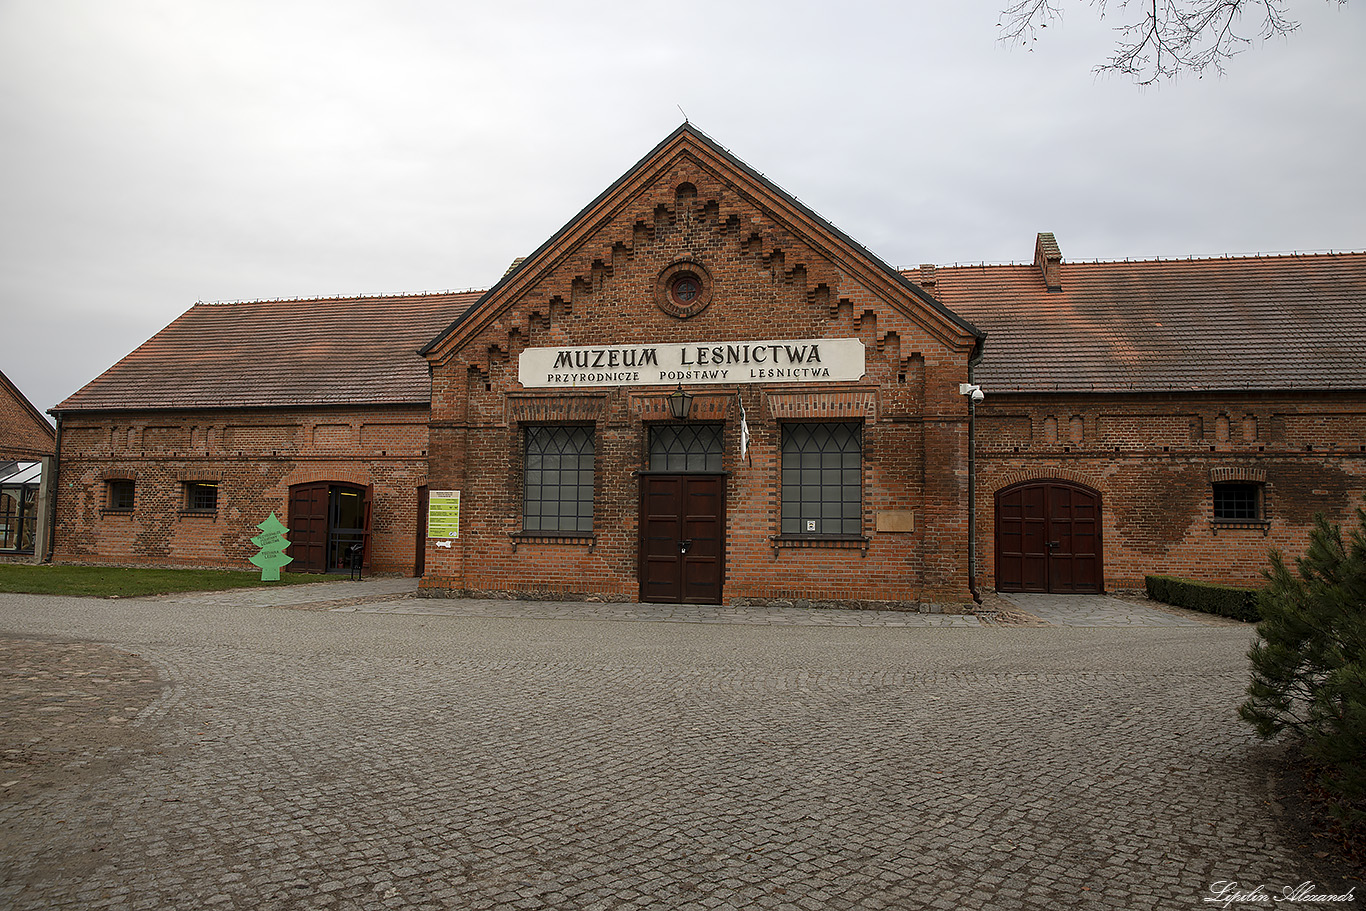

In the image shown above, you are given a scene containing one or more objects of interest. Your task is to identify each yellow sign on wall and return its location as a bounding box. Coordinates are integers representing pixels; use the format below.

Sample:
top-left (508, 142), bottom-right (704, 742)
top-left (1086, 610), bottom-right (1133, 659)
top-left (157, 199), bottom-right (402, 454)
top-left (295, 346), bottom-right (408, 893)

top-left (427, 490), bottom-right (460, 538)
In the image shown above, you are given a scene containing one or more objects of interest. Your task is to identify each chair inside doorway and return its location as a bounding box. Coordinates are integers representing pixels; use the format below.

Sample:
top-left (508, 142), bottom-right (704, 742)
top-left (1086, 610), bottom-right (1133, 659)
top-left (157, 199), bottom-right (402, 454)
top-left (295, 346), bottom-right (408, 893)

top-left (287, 482), bottom-right (371, 574)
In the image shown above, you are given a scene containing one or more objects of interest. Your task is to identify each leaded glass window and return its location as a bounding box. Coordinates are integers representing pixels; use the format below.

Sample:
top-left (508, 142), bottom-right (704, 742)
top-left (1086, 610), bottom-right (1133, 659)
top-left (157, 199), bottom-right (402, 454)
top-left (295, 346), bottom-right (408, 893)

top-left (524, 425), bottom-right (595, 533)
top-left (781, 422), bottom-right (862, 536)
top-left (649, 424), bottom-right (723, 472)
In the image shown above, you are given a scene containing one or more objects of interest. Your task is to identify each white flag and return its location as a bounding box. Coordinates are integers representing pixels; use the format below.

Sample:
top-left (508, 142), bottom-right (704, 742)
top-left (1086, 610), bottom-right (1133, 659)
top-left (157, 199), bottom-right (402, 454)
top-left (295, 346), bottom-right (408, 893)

top-left (739, 399), bottom-right (750, 462)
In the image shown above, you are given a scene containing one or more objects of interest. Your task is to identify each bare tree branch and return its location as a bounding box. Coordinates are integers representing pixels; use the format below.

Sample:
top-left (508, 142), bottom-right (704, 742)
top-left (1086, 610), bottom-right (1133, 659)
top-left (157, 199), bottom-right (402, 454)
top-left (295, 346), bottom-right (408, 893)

top-left (998, 0), bottom-right (1348, 83)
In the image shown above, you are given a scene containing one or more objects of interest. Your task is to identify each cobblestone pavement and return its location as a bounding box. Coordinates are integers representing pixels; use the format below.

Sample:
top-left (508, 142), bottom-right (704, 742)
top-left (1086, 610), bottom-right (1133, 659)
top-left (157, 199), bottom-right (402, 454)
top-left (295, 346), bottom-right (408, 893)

top-left (345, 591), bottom-right (981, 627)
top-left (1, 587), bottom-right (1358, 910)
top-left (996, 593), bottom-right (1233, 628)
top-left (134, 577), bottom-right (421, 611)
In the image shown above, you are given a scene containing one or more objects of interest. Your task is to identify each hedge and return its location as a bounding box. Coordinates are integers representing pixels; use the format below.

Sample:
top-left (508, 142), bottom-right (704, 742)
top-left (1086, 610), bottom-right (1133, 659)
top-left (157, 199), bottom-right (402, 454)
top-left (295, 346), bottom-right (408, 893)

top-left (1144, 574), bottom-right (1262, 622)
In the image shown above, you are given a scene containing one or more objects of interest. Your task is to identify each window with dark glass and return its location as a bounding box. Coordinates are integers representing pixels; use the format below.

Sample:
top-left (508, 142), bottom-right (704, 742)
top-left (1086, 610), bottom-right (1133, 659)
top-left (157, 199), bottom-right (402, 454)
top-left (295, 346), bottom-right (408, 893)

top-left (781, 422), bottom-right (862, 536)
top-left (649, 424), bottom-right (723, 472)
top-left (0, 488), bottom-right (36, 552)
top-left (1213, 482), bottom-right (1260, 521)
top-left (107, 479), bottom-right (135, 510)
top-left (0, 462), bottom-right (40, 553)
top-left (184, 481), bottom-right (218, 512)
top-left (524, 425), bottom-right (594, 533)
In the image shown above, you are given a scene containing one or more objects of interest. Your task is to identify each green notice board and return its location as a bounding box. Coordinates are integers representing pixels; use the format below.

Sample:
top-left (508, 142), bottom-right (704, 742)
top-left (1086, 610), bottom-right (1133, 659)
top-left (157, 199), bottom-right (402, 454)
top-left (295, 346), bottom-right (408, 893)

top-left (428, 490), bottom-right (461, 538)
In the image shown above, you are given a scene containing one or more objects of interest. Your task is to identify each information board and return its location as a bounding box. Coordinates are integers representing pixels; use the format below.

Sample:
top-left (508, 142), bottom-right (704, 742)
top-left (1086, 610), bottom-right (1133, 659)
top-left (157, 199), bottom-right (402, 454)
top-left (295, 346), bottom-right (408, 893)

top-left (427, 490), bottom-right (461, 538)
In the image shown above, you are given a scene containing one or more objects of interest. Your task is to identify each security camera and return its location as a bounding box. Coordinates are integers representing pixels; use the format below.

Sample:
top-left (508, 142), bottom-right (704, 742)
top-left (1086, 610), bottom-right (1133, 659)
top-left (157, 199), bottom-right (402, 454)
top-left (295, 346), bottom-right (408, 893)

top-left (958, 383), bottom-right (985, 403)
top-left (971, 387), bottom-right (984, 403)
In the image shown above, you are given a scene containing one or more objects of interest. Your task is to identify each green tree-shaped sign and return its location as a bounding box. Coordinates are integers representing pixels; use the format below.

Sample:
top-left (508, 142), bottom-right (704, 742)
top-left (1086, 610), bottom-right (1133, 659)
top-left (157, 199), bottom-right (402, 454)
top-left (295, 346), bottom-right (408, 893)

top-left (249, 512), bottom-right (294, 581)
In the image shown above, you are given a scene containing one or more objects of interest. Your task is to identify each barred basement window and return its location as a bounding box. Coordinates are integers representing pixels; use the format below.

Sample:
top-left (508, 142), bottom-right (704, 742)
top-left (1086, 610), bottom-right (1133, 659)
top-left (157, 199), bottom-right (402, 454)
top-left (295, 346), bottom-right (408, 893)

top-left (781, 422), bottom-right (862, 536)
top-left (106, 479), bottom-right (135, 510)
top-left (524, 425), bottom-right (595, 533)
top-left (184, 481), bottom-right (219, 512)
top-left (649, 424), bottom-right (723, 472)
top-left (1213, 482), bottom-right (1261, 521)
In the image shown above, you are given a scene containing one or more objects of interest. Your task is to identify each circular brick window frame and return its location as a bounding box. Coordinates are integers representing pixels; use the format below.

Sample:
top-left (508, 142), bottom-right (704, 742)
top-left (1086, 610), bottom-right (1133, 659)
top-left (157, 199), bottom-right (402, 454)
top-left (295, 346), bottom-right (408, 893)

top-left (655, 260), bottom-right (713, 319)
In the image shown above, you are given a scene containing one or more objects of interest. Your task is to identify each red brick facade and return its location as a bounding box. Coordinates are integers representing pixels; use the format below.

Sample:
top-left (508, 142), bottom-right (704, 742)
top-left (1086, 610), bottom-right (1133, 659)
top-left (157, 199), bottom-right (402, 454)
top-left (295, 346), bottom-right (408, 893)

top-left (973, 392), bottom-right (1366, 590)
top-left (420, 127), bottom-right (981, 607)
top-left (43, 129), bottom-right (1366, 602)
top-left (0, 371), bottom-right (55, 461)
top-left (52, 406), bottom-right (430, 573)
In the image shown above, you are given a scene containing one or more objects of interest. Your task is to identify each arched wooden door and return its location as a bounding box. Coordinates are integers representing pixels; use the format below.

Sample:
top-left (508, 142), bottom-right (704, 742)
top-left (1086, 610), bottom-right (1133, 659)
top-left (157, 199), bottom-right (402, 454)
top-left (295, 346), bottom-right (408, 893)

top-left (995, 481), bottom-right (1102, 593)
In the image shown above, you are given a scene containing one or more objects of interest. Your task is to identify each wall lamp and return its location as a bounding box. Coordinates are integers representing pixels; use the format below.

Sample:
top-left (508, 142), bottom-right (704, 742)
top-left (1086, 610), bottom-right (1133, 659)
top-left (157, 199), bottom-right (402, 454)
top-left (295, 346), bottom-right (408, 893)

top-left (667, 384), bottom-right (695, 420)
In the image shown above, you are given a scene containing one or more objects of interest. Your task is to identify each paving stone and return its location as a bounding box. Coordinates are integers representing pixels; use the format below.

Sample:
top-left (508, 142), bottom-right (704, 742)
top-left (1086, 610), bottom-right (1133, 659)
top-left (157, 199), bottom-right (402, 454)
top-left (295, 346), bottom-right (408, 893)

top-left (0, 587), bottom-right (1360, 909)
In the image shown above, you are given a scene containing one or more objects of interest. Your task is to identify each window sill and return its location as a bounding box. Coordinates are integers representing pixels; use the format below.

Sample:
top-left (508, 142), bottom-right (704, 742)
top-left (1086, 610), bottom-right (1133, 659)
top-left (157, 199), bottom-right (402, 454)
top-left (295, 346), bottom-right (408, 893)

top-left (510, 531), bottom-right (596, 551)
top-left (1211, 519), bottom-right (1270, 535)
top-left (771, 534), bottom-right (870, 552)
top-left (100, 508), bottom-right (134, 516)
top-left (177, 509), bottom-right (219, 519)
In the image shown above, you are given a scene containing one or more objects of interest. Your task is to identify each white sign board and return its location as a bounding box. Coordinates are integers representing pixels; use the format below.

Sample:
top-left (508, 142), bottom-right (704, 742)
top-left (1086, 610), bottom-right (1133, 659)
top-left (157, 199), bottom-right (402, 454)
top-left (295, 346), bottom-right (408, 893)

top-left (518, 338), bottom-right (865, 389)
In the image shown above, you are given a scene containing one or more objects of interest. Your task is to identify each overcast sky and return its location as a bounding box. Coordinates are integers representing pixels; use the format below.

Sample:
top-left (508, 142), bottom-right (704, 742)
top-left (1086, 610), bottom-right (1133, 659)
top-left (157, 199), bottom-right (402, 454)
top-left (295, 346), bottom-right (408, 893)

top-left (2, 1), bottom-right (1363, 417)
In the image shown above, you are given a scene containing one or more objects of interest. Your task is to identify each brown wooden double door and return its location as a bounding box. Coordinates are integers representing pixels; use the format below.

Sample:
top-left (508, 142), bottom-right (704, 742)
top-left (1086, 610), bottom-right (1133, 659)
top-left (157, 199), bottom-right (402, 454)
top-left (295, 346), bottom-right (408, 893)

top-left (287, 482), bottom-right (371, 574)
top-left (639, 474), bottom-right (725, 604)
top-left (995, 481), bottom-right (1102, 593)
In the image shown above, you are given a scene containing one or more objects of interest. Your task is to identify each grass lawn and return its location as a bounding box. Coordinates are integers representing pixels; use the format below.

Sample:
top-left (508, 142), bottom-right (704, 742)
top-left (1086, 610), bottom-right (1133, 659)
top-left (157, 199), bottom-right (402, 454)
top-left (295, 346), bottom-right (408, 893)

top-left (0, 564), bottom-right (329, 598)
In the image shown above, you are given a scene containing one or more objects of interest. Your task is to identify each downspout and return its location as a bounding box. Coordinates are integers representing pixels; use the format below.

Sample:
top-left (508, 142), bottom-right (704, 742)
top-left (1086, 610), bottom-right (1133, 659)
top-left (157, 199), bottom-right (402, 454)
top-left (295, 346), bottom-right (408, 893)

top-left (966, 339), bottom-right (986, 605)
top-left (966, 369), bottom-right (979, 604)
top-left (44, 412), bottom-right (62, 563)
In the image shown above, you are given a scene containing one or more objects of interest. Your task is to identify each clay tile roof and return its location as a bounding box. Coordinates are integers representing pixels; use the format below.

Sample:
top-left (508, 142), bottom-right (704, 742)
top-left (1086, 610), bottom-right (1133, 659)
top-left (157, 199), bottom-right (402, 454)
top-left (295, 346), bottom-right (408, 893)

top-left (54, 291), bottom-right (482, 413)
top-left (918, 252), bottom-right (1366, 394)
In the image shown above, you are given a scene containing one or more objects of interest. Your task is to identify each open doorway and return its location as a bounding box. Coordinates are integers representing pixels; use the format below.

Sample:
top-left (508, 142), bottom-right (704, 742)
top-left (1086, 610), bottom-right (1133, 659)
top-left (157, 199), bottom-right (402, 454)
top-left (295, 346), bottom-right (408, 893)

top-left (287, 482), bottom-right (371, 573)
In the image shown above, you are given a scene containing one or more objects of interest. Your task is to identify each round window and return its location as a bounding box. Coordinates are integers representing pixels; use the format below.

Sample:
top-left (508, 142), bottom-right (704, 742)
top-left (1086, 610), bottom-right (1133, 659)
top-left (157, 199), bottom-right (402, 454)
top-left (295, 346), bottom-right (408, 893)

top-left (670, 275), bottom-right (700, 304)
top-left (655, 261), bottom-right (713, 319)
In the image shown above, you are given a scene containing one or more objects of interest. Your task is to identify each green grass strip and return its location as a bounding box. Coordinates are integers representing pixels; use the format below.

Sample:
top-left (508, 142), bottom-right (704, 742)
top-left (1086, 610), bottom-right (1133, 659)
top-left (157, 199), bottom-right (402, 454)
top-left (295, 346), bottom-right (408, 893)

top-left (0, 564), bottom-right (328, 598)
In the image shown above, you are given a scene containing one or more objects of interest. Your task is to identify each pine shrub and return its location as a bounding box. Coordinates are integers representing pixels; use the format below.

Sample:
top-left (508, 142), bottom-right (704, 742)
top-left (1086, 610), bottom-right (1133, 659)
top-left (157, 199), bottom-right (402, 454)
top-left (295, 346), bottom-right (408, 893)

top-left (1240, 508), bottom-right (1366, 829)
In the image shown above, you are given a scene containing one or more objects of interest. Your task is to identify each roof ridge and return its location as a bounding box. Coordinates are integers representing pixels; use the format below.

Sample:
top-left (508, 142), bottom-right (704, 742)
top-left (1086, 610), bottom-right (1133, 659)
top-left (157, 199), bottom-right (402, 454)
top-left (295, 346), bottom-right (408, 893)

top-left (195, 288), bottom-right (488, 307)
top-left (903, 249), bottom-right (1366, 272)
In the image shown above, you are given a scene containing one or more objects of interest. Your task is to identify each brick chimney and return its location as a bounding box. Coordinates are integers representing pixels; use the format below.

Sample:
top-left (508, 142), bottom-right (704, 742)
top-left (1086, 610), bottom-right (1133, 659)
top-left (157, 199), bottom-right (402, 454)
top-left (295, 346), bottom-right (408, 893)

top-left (1034, 232), bottom-right (1062, 292)
top-left (917, 263), bottom-right (938, 297)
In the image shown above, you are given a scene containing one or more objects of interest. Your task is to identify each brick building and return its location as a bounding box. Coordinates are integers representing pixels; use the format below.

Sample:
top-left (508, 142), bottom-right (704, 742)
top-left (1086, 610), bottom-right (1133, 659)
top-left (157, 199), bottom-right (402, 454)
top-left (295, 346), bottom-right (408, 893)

top-left (925, 238), bottom-right (1366, 593)
top-left (418, 126), bottom-right (982, 607)
top-left (1, 370), bottom-right (56, 560)
top-left (51, 293), bottom-right (476, 574)
top-left (48, 125), bottom-right (1366, 606)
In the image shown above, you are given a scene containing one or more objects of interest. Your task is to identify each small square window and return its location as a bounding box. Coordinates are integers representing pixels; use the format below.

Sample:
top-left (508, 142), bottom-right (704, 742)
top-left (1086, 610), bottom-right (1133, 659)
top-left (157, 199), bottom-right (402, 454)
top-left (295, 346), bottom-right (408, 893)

top-left (184, 481), bottom-right (218, 512)
top-left (107, 479), bottom-right (135, 510)
top-left (1213, 483), bottom-right (1260, 521)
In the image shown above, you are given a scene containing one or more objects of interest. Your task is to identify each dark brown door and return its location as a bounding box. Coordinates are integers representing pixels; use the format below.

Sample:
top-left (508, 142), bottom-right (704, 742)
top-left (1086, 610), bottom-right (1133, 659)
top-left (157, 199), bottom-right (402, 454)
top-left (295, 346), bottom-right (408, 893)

top-left (415, 486), bottom-right (428, 577)
top-left (995, 481), bottom-right (1102, 593)
top-left (639, 474), bottom-right (725, 604)
top-left (287, 482), bottom-right (372, 574)
top-left (287, 483), bottom-right (329, 573)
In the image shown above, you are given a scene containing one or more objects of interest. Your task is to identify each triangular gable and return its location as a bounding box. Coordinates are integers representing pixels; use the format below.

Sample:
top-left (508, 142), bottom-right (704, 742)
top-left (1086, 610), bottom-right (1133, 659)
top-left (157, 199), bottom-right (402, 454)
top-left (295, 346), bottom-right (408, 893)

top-left (421, 124), bottom-right (983, 364)
top-left (0, 370), bottom-right (55, 458)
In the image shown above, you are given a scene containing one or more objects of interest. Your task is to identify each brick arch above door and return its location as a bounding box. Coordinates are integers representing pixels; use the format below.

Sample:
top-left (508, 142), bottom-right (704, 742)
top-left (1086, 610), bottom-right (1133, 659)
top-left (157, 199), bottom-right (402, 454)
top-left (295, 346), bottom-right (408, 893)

top-left (993, 467), bottom-right (1104, 492)
top-left (278, 466), bottom-right (373, 492)
top-left (994, 480), bottom-right (1103, 594)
